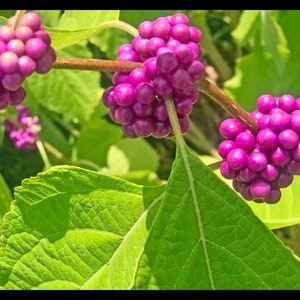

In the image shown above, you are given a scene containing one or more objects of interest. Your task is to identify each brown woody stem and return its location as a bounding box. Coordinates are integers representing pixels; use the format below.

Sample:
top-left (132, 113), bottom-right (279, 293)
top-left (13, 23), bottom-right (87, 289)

top-left (195, 78), bottom-right (258, 134)
top-left (12, 10), bottom-right (27, 31)
top-left (53, 57), bottom-right (143, 73)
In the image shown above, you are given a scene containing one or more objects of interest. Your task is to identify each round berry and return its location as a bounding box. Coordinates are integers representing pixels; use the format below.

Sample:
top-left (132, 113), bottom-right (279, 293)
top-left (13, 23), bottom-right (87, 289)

top-left (114, 83), bottom-right (136, 106)
top-left (269, 109), bottom-right (291, 132)
top-left (219, 118), bottom-right (245, 140)
top-left (218, 140), bottom-right (236, 159)
top-left (235, 131), bottom-right (256, 151)
top-left (227, 148), bottom-right (247, 170)
top-left (278, 94), bottom-right (296, 113)
top-left (246, 151), bottom-right (267, 172)
top-left (220, 161), bottom-right (237, 179)
top-left (256, 128), bottom-right (277, 150)
top-left (250, 179), bottom-right (271, 199)
top-left (257, 94), bottom-right (276, 114)
top-left (278, 129), bottom-right (299, 150)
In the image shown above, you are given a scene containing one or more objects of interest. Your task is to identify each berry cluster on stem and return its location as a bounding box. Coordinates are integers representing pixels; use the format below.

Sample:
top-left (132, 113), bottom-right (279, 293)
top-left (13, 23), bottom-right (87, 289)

top-left (0, 10), bottom-right (56, 109)
top-left (101, 13), bottom-right (205, 139)
top-left (218, 94), bottom-right (300, 204)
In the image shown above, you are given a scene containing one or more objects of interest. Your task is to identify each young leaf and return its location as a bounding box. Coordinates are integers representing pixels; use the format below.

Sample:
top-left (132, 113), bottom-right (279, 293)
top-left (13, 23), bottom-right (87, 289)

top-left (133, 145), bottom-right (300, 289)
top-left (0, 166), bottom-right (165, 289)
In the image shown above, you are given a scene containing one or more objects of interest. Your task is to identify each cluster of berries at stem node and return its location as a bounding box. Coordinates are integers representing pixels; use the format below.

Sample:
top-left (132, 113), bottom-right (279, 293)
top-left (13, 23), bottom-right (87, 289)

top-left (219, 94), bottom-right (300, 204)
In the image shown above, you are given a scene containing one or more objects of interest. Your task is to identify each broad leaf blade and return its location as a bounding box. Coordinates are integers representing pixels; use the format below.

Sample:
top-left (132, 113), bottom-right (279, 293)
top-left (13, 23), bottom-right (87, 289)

top-left (0, 166), bottom-right (165, 289)
top-left (48, 10), bottom-right (120, 50)
top-left (134, 146), bottom-right (300, 289)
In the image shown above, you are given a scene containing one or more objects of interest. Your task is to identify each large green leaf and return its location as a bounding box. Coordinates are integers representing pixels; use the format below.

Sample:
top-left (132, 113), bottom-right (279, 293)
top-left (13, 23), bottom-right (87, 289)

top-left (0, 166), bottom-right (165, 289)
top-left (133, 146), bottom-right (300, 289)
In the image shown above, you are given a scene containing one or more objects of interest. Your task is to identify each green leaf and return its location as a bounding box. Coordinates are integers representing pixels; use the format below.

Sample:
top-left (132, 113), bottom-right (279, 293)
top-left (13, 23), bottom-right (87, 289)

top-left (58, 10), bottom-right (120, 30)
top-left (76, 118), bottom-right (123, 168)
top-left (231, 10), bottom-right (260, 46)
top-left (260, 10), bottom-right (290, 74)
top-left (0, 173), bottom-right (12, 224)
top-left (0, 166), bottom-right (165, 289)
top-left (48, 10), bottom-right (120, 50)
top-left (107, 138), bottom-right (159, 176)
top-left (133, 146), bottom-right (300, 289)
top-left (23, 45), bottom-right (102, 123)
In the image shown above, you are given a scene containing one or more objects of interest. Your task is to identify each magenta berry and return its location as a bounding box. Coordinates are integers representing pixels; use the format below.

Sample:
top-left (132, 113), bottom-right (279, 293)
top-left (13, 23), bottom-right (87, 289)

top-left (219, 118), bottom-right (245, 140)
top-left (218, 140), bottom-right (236, 159)
top-left (226, 148), bottom-right (247, 170)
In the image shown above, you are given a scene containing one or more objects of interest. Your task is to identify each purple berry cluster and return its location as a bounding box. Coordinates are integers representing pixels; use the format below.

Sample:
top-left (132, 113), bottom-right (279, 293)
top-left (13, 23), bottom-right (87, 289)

top-left (102, 13), bottom-right (205, 138)
top-left (0, 11), bottom-right (56, 109)
top-left (2, 105), bottom-right (40, 150)
top-left (218, 94), bottom-right (300, 204)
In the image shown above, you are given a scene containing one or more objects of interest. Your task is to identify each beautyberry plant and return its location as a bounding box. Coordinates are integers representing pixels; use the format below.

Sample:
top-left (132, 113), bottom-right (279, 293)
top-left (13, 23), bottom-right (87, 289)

top-left (1, 10), bottom-right (300, 291)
